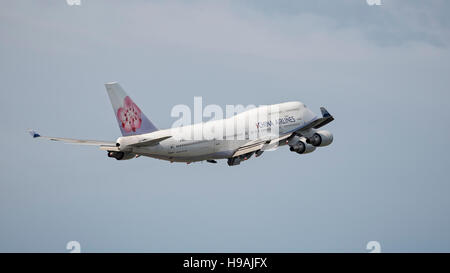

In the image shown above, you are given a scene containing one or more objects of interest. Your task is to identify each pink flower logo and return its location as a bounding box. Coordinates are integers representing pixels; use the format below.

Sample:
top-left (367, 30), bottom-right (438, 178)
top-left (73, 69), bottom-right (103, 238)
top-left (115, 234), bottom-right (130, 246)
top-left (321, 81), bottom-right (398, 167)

top-left (117, 96), bottom-right (142, 132)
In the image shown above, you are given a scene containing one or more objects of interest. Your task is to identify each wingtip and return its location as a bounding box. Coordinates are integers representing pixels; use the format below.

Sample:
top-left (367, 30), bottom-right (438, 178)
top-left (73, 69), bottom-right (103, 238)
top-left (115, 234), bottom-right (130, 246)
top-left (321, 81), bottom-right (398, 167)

top-left (320, 107), bottom-right (331, 118)
top-left (28, 129), bottom-right (40, 138)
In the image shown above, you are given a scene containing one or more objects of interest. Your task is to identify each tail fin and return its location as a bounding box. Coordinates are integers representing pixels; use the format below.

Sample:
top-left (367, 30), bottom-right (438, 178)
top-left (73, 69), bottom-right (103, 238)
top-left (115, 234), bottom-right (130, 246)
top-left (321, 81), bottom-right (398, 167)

top-left (105, 82), bottom-right (158, 136)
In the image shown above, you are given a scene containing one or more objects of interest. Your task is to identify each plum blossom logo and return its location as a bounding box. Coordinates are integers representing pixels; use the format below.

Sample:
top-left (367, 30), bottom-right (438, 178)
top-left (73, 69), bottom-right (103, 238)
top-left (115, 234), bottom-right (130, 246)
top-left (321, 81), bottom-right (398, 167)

top-left (117, 96), bottom-right (142, 132)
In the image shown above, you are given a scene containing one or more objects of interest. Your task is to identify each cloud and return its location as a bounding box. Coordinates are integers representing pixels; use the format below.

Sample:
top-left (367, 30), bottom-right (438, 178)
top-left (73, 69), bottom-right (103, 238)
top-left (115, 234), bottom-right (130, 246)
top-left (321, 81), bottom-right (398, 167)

top-left (1, 0), bottom-right (450, 253)
top-left (2, 0), bottom-right (449, 63)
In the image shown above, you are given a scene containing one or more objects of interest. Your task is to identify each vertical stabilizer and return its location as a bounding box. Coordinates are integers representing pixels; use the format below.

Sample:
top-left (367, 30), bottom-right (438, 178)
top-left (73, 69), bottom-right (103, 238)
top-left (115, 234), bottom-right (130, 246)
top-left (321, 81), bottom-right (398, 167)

top-left (105, 82), bottom-right (158, 136)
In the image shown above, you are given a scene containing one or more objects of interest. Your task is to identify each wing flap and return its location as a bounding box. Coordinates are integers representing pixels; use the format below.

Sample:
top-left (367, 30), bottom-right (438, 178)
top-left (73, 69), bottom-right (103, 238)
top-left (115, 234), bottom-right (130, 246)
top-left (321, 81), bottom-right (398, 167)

top-left (232, 134), bottom-right (292, 157)
top-left (261, 134), bottom-right (291, 151)
top-left (233, 142), bottom-right (265, 157)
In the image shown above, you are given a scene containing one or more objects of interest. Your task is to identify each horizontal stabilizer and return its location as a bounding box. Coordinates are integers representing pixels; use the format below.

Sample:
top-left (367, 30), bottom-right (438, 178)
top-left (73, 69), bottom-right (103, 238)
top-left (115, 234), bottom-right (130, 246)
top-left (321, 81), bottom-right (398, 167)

top-left (127, 135), bottom-right (172, 148)
top-left (28, 129), bottom-right (116, 147)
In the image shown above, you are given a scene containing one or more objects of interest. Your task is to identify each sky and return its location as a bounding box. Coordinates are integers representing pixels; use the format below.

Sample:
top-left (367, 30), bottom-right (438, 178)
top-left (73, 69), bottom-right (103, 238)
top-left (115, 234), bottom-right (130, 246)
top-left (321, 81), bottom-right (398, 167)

top-left (1, 0), bottom-right (450, 252)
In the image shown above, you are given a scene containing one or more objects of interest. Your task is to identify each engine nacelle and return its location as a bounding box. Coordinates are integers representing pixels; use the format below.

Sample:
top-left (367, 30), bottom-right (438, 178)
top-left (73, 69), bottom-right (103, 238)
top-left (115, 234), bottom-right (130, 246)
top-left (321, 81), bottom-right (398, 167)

top-left (107, 151), bottom-right (135, 160)
top-left (227, 157), bottom-right (241, 166)
top-left (289, 140), bottom-right (316, 154)
top-left (309, 130), bottom-right (333, 147)
top-left (287, 135), bottom-right (302, 146)
top-left (287, 135), bottom-right (316, 154)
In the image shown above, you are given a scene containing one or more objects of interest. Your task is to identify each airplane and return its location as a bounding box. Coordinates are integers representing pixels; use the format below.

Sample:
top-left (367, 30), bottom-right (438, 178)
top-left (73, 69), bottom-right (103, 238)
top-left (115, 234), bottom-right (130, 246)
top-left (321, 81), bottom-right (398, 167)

top-left (29, 82), bottom-right (334, 166)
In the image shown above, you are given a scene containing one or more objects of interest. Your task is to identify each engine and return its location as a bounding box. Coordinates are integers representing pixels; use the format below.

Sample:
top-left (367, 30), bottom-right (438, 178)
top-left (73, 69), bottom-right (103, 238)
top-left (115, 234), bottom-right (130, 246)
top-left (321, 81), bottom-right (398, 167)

top-left (107, 151), bottom-right (136, 160)
top-left (227, 157), bottom-right (241, 166)
top-left (308, 130), bottom-right (333, 147)
top-left (287, 135), bottom-right (316, 154)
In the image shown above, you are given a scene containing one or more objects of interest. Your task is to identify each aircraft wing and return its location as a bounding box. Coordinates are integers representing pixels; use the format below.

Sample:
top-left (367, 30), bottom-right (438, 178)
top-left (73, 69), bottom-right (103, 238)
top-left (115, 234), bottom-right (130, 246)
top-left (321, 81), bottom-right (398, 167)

top-left (28, 130), bottom-right (117, 149)
top-left (232, 134), bottom-right (291, 157)
top-left (298, 107), bottom-right (334, 131)
top-left (232, 140), bottom-right (268, 157)
top-left (231, 107), bottom-right (334, 157)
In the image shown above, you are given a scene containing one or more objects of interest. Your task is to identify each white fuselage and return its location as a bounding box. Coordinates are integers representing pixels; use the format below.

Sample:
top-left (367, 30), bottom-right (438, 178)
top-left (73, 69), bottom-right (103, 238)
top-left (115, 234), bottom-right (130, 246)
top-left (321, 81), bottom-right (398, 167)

top-left (116, 101), bottom-right (318, 162)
